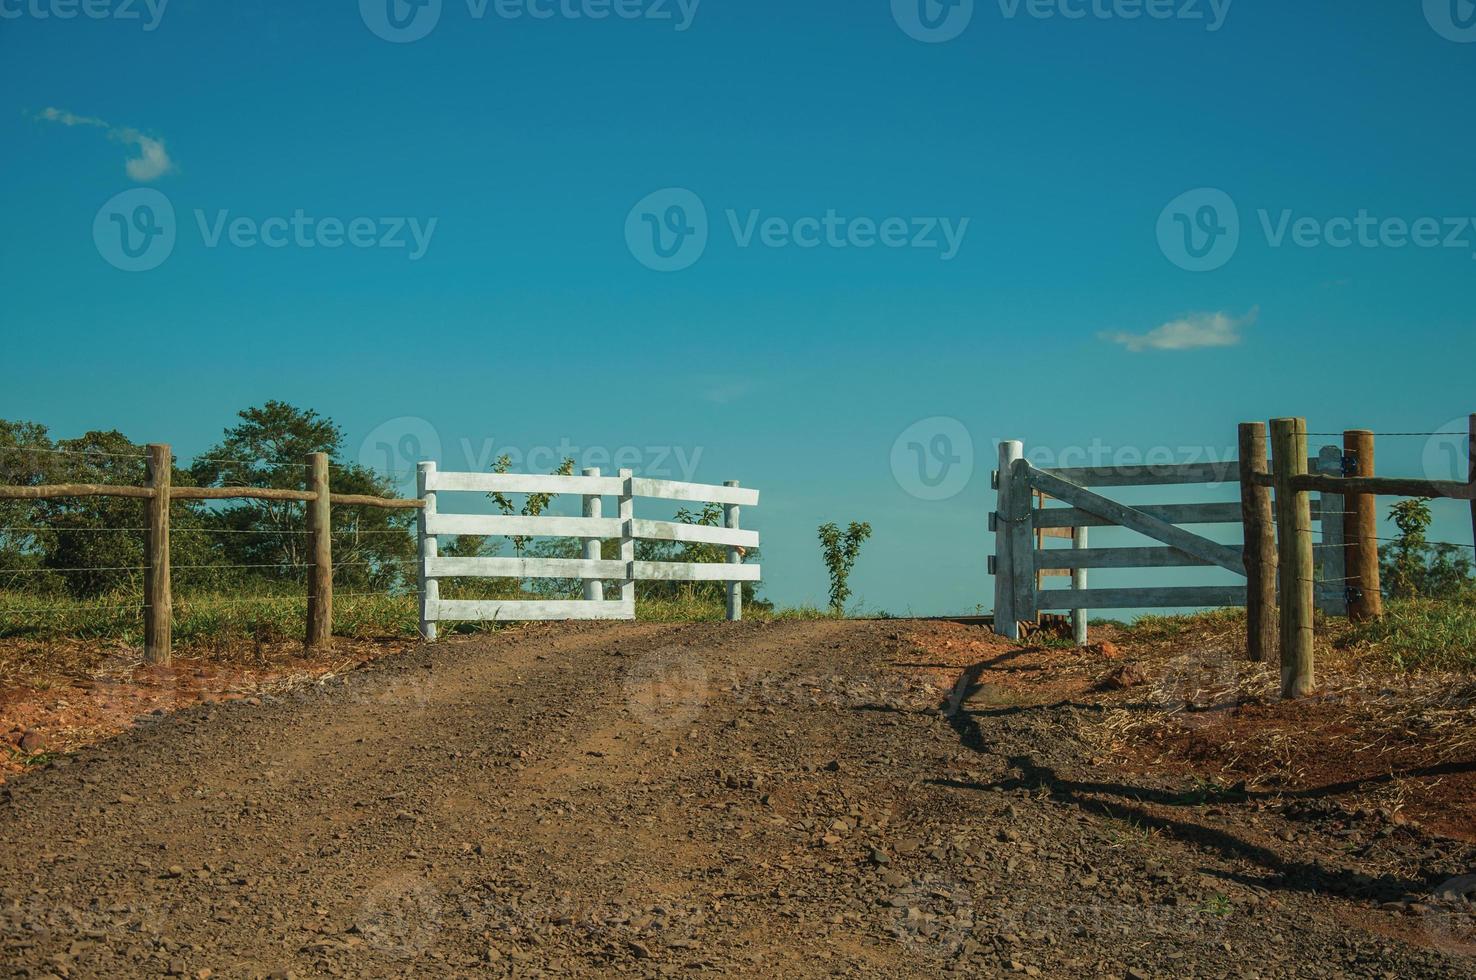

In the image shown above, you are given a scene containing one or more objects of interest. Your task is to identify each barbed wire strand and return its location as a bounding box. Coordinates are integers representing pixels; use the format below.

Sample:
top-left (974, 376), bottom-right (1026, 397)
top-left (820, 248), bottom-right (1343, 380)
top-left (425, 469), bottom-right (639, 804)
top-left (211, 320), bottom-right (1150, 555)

top-left (0, 446), bottom-right (148, 460)
top-left (1306, 431), bottom-right (1466, 438)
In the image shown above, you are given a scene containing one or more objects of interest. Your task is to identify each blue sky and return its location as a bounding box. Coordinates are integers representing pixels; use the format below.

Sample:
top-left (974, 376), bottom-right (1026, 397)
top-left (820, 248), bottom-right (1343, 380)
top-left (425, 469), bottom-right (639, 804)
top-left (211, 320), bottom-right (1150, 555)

top-left (3, 1), bottom-right (1475, 615)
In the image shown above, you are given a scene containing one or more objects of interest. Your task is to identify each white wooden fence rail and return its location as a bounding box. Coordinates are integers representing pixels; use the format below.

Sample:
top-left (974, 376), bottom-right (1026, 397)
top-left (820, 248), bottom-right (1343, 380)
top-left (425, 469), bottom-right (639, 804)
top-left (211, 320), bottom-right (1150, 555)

top-left (415, 464), bottom-right (759, 637)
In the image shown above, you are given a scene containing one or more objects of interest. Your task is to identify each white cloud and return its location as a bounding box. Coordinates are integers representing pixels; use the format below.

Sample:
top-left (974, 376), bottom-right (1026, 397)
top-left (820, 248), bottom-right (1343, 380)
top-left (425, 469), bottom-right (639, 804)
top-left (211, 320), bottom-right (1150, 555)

top-left (1101, 308), bottom-right (1257, 353)
top-left (36, 107), bottom-right (177, 183)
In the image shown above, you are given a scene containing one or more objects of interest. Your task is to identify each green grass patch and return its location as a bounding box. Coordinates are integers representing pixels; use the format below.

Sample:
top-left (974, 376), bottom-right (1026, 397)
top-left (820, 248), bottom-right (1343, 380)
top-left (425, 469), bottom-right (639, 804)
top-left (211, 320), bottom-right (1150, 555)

top-left (1339, 592), bottom-right (1476, 672)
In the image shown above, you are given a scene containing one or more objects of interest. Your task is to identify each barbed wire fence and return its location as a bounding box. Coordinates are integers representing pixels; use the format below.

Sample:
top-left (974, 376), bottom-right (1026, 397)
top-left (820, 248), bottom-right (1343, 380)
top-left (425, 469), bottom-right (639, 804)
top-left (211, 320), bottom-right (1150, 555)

top-left (0, 443), bottom-right (423, 654)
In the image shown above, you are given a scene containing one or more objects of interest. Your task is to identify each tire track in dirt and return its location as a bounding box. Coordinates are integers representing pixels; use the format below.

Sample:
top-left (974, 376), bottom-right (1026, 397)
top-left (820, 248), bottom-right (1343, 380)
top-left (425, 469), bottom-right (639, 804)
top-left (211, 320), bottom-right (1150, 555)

top-left (1, 619), bottom-right (1470, 978)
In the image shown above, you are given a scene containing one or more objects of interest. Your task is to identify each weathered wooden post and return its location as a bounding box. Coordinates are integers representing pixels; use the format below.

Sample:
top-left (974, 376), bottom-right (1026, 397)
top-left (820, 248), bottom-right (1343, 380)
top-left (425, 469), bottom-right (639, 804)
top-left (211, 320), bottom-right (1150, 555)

top-left (305, 452), bottom-right (332, 649)
top-left (144, 443), bottom-right (172, 664)
top-left (618, 469), bottom-right (636, 612)
top-left (1239, 422), bottom-right (1276, 662)
top-left (1071, 525), bottom-right (1088, 646)
top-left (724, 480), bottom-right (742, 622)
top-left (1005, 454), bottom-right (1038, 636)
top-left (1343, 429), bottom-right (1383, 621)
top-left (582, 468), bottom-right (604, 603)
top-left (1316, 446), bottom-right (1348, 617)
top-left (992, 441), bottom-right (1024, 639)
top-left (1271, 418), bottom-right (1314, 697)
top-left (416, 461), bottom-right (438, 641)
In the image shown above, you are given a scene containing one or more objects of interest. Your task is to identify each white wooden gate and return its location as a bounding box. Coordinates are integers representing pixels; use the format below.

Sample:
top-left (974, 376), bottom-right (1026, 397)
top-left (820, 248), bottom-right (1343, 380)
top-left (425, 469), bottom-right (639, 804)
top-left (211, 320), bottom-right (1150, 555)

top-left (415, 464), bottom-right (759, 637)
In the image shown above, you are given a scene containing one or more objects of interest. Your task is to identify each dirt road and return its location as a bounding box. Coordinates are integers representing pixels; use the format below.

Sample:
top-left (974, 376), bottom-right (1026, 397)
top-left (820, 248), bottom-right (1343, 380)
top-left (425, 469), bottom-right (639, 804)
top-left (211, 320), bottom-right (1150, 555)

top-left (1, 620), bottom-right (1470, 977)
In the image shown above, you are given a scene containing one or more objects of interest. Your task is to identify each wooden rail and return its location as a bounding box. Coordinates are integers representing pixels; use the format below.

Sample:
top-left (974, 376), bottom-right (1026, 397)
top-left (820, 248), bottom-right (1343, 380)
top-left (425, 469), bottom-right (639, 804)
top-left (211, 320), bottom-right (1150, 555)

top-left (416, 466), bottom-right (761, 635)
top-left (0, 443), bottom-right (423, 664)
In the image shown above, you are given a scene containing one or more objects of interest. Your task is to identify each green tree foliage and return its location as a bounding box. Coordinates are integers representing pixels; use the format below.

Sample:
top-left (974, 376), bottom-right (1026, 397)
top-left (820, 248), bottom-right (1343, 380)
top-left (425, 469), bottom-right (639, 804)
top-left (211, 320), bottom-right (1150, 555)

top-left (189, 402), bottom-right (414, 593)
top-left (0, 423), bottom-right (214, 597)
top-left (817, 521), bottom-right (872, 615)
top-left (1379, 499), bottom-right (1473, 600)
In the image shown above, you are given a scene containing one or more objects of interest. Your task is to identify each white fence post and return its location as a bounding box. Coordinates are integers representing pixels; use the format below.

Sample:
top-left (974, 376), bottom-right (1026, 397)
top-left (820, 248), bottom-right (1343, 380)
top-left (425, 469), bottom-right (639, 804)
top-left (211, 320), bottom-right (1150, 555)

top-left (1072, 525), bottom-right (1089, 646)
top-left (724, 480), bottom-right (742, 622)
top-left (582, 467), bottom-right (604, 602)
top-left (619, 469), bottom-right (636, 610)
top-left (417, 461), bottom-right (439, 641)
top-left (993, 441), bottom-right (1024, 639)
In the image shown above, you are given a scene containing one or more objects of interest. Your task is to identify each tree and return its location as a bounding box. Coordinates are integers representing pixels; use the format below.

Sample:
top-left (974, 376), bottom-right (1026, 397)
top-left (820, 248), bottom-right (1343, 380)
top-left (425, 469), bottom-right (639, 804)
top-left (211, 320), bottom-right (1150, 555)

top-left (487, 453), bottom-right (575, 559)
top-left (190, 402), bottom-right (413, 593)
top-left (818, 521), bottom-right (872, 615)
top-left (0, 422), bottom-right (218, 597)
top-left (1380, 499), bottom-right (1472, 600)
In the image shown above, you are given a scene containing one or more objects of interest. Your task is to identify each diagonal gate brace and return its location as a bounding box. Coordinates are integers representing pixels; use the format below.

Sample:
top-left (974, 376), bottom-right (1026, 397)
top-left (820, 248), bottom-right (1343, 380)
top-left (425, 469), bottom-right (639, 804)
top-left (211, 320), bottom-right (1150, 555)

top-left (1025, 466), bottom-right (1246, 577)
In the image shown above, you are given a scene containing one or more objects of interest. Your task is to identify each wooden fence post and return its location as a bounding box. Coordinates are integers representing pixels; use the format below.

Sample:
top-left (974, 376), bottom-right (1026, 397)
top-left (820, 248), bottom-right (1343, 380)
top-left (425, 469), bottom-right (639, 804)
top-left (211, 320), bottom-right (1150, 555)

top-left (992, 441), bottom-right (1024, 639)
top-left (305, 452), bottom-right (332, 649)
top-left (1316, 446), bottom-right (1348, 617)
top-left (144, 443), bottom-right (172, 664)
top-left (1239, 422), bottom-right (1275, 662)
top-left (1271, 418), bottom-right (1314, 698)
top-left (1071, 525), bottom-right (1088, 646)
top-left (1343, 429), bottom-right (1383, 621)
top-left (1005, 455), bottom-right (1038, 634)
top-left (417, 461), bottom-right (438, 641)
top-left (724, 480), bottom-right (742, 622)
top-left (582, 468), bottom-right (604, 602)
